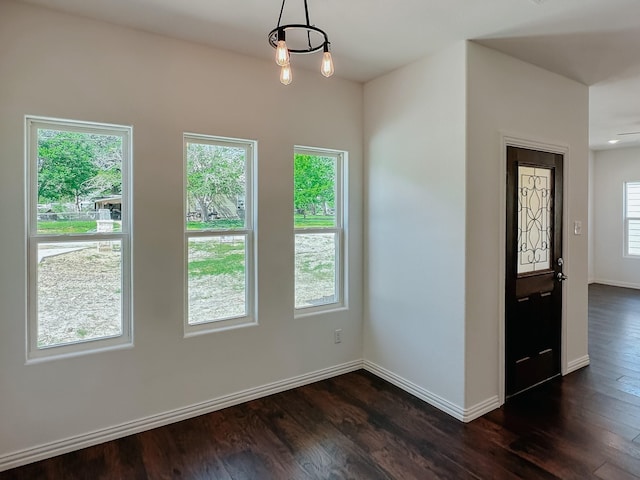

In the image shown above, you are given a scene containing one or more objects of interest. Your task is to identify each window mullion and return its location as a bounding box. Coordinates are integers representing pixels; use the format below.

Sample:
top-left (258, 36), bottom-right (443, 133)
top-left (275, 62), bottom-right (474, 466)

top-left (294, 227), bottom-right (340, 235)
top-left (33, 233), bottom-right (128, 243)
top-left (187, 229), bottom-right (251, 238)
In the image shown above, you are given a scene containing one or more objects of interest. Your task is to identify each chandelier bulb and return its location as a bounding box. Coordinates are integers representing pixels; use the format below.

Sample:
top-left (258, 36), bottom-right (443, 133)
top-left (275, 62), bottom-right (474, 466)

top-left (275, 29), bottom-right (290, 66)
top-left (276, 40), bottom-right (290, 66)
top-left (280, 64), bottom-right (292, 85)
top-left (321, 44), bottom-right (334, 78)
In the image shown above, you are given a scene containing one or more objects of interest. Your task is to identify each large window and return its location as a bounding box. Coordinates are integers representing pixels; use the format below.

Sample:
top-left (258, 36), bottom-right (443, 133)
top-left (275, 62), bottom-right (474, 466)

top-left (26, 117), bottom-right (132, 360)
top-left (625, 181), bottom-right (640, 256)
top-left (184, 134), bottom-right (256, 334)
top-left (294, 147), bottom-right (345, 313)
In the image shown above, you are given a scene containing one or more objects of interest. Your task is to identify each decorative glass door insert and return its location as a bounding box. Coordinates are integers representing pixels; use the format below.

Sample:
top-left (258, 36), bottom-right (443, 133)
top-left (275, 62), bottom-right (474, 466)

top-left (517, 166), bottom-right (552, 274)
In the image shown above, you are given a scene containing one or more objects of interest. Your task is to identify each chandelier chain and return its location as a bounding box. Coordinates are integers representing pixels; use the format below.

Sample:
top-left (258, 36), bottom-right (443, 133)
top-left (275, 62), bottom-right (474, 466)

top-left (277, 0), bottom-right (287, 27)
top-left (304, 0), bottom-right (312, 50)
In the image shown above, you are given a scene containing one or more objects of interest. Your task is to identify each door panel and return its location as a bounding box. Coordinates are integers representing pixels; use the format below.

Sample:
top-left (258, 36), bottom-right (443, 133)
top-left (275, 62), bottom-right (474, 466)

top-left (506, 146), bottom-right (564, 397)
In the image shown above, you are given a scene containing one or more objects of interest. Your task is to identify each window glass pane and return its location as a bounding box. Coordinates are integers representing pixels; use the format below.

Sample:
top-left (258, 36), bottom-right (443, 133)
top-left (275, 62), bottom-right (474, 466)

top-left (37, 129), bottom-right (123, 234)
top-left (188, 236), bottom-right (246, 324)
top-left (295, 233), bottom-right (337, 308)
top-left (294, 154), bottom-right (336, 228)
top-left (627, 182), bottom-right (640, 217)
top-left (37, 241), bottom-right (122, 348)
top-left (186, 142), bottom-right (247, 231)
top-left (629, 219), bottom-right (640, 256)
top-left (517, 166), bottom-right (552, 274)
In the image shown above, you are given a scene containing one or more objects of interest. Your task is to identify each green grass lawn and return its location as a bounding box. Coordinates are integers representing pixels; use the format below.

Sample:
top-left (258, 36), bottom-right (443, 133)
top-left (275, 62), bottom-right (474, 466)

top-left (38, 220), bottom-right (122, 234)
top-left (187, 219), bottom-right (244, 230)
top-left (187, 215), bottom-right (334, 229)
top-left (40, 215), bottom-right (335, 233)
top-left (294, 214), bottom-right (334, 228)
top-left (188, 240), bottom-right (245, 278)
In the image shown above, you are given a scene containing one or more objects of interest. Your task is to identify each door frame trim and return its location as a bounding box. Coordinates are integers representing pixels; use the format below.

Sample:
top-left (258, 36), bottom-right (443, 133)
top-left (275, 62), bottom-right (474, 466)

top-left (498, 132), bottom-right (570, 405)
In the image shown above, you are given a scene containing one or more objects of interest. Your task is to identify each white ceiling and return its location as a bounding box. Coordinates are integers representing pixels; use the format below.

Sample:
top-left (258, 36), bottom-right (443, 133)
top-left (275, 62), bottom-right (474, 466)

top-left (18, 0), bottom-right (640, 150)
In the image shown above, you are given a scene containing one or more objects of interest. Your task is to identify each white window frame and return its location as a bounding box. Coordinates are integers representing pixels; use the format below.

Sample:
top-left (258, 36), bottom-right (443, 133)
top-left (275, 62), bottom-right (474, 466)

top-left (183, 133), bottom-right (257, 336)
top-left (625, 181), bottom-right (640, 258)
top-left (294, 146), bottom-right (347, 317)
top-left (26, 116), bottom-right (133, 362)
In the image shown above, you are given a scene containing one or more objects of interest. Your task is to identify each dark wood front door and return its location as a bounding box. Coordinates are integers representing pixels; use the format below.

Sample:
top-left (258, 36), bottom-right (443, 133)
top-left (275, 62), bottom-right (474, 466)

top-left (506, 146), bottom-right (565, 397)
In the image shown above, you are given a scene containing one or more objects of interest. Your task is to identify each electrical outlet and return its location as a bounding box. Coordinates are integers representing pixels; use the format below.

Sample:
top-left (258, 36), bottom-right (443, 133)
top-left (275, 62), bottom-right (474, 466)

top-left (334, 328), bottom-right (342, 344)
top-left (574, 220), bottom-right (582, 235)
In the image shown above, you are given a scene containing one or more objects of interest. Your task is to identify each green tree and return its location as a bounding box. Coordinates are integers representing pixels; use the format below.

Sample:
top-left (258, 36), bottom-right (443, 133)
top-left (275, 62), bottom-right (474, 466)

top-left (294, 154), bottom-right (335, 217)
top-left (85, 135), bottom-right (123, 198)
top-left (186, 143), bottom-right (245, 221)
top-left (38, 132), bottom-right (98, 210)
top-left (87, 166), bottom-right (122, 198)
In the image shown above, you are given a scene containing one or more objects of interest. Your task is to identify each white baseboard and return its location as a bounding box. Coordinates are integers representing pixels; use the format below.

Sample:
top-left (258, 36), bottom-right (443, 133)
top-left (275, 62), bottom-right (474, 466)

top-left (463, 395), bottom-right (502, 422)
top-left (566, 355), bottom-right (590, 374)
top-left (1, 358), bottom-right (509, 472)
top-left (592, 279), bottom-right (640, 290)
top-left (362, 360), bottom-right (500, 423)
top-left (0, 360), bottom-right (363, 473)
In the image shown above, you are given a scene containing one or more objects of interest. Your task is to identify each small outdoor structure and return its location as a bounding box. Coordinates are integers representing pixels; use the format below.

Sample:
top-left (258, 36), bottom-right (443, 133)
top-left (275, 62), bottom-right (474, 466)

top-left (94, 196), bottom-right (122, 220)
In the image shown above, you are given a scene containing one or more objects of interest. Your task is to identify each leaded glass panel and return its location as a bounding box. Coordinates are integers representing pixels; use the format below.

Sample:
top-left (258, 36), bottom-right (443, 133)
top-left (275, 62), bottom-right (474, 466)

top-left (517, 166), bottom-right (552, 274)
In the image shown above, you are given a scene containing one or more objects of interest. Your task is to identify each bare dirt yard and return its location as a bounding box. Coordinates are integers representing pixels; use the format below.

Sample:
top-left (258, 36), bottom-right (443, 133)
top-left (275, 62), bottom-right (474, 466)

top-left (37, 234), bottom-right (336, 346)
top-left (38, 246), bottom-right (122, 346)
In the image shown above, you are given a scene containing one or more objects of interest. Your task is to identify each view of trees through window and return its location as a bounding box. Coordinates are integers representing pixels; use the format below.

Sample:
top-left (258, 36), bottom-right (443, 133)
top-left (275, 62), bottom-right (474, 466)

top-left (186, 142), bottom-right (246, 230)
top-left (29, 121), bottom-right (129, 353)
top-left (37, 129), bottom-right (124, 232)
top-left (294, 154), bottom-right (336, 222)
top-left (294, 151), bottom-right (343, 310)
top-left (185, 137), bottom-right (252, 328)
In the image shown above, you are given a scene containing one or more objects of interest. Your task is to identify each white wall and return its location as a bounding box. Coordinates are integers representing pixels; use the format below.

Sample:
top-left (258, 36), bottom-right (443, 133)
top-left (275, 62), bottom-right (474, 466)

top-left (0, 1), bottom-right (363, 468)
top-left (592, 147), bottom-right (640, 288)
top-left (363, 41), bottom-right (589, 417)
top-left (465, 42), bottom-right (590, 407)
top-left (363, 43), bottom-right (468, 412)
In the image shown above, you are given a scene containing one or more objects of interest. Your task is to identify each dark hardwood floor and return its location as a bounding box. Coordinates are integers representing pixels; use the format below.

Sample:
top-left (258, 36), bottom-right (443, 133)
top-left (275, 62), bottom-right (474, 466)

top-left (3, 283), bottom-right (640, 479)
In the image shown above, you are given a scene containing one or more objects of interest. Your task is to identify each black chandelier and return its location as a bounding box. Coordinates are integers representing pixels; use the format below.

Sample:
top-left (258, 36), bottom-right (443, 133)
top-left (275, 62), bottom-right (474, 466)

top-left (268, 0), bottom-right (334, 85)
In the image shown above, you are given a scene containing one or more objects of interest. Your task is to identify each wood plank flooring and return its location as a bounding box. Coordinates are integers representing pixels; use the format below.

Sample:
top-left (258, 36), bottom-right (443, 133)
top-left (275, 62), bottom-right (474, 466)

top-left (2, 283), bottom-right (640, 479)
